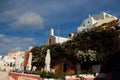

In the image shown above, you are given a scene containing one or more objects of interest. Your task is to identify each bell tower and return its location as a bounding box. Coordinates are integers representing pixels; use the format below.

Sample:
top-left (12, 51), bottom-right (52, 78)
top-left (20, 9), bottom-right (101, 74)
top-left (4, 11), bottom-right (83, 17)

top-left (50, 28), bottom-right (54, 36)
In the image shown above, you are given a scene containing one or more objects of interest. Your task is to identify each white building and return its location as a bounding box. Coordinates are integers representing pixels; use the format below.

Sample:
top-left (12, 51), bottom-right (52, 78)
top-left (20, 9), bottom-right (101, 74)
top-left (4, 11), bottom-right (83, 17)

top-left (0, 49), bottom-right (32, 72)
top-left (46, 28), bottom-right (70, 45)
top-left (77, 12), bottom-right (117, 32)
top-left (0, 51), bottom-right (25, 71)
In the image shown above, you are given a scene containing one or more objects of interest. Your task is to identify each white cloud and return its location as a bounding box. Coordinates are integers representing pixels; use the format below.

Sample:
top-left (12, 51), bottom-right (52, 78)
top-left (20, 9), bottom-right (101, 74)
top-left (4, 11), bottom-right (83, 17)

top-left (0, 34), bottom-right (5, 39)
top-left (0, 9), bottom-right (21, 22)
top-left (0, 9), bottom-right (44, 29)
top-left (1, 9), bottom-right (20, 17)
top-left (0, 34), bottom-right (34, 44)
top-left (22, 38), bottom-right (33, 42)
top-left (2, 38), bottom-right (11, 44)
top-left (11, 12), bottom-right (44, 29)
top-left (0, 34), bottom-right (34, 55)
top-left (9, 37), bottom-right (34, 44)
top-left (0, 34), bottom-right (10, 44)
top-left (10, 47), bottom-right (22, 52)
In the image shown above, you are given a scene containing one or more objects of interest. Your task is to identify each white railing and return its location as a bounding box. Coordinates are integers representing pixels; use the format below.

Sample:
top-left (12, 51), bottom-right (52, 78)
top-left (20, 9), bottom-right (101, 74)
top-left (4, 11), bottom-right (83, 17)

top-left (65, 73), bottom-right (106, 79)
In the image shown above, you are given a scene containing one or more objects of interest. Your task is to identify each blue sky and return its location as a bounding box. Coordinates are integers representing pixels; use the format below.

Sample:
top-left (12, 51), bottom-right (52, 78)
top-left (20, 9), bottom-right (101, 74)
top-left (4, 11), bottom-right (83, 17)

top-left (0, 0), bottom-right (120, 56)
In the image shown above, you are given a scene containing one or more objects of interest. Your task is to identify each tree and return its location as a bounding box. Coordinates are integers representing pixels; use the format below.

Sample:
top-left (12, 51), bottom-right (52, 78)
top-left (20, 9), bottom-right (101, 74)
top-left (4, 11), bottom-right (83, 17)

top-left (30, 46), bottom-right (48, 68)
top-left (31, 29), bottom-right (120, 73)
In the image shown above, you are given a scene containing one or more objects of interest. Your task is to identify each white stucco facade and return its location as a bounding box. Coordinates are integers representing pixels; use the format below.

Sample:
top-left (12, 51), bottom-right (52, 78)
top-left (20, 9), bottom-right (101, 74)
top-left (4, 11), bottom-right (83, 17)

top-left (0, 51), bottom-right (26, 71)
top-left (46, 28), bottom-right (70, 45)
top-left (77, 12), bottom-right (117, 32)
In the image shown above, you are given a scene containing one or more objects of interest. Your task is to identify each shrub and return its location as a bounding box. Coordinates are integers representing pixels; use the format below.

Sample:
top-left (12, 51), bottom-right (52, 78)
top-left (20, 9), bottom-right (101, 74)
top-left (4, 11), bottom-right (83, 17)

top-left (38, 71), bottom-right (65, 79)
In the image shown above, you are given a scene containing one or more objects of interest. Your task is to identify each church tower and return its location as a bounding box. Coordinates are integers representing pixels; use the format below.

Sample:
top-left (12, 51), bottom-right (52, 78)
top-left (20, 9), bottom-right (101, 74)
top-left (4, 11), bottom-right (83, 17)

top-left (50, 28), bottom-right (54, 36)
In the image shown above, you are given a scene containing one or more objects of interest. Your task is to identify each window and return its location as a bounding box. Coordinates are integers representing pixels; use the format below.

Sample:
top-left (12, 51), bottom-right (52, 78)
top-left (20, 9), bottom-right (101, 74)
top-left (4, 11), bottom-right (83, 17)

top-left (49, 39), bottom-right (51, 44)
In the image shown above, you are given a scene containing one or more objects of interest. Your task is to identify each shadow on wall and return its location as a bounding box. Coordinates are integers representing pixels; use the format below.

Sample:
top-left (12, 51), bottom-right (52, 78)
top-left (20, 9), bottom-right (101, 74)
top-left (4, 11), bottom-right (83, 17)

top-left (111, 53), bottom-right (120, 80)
